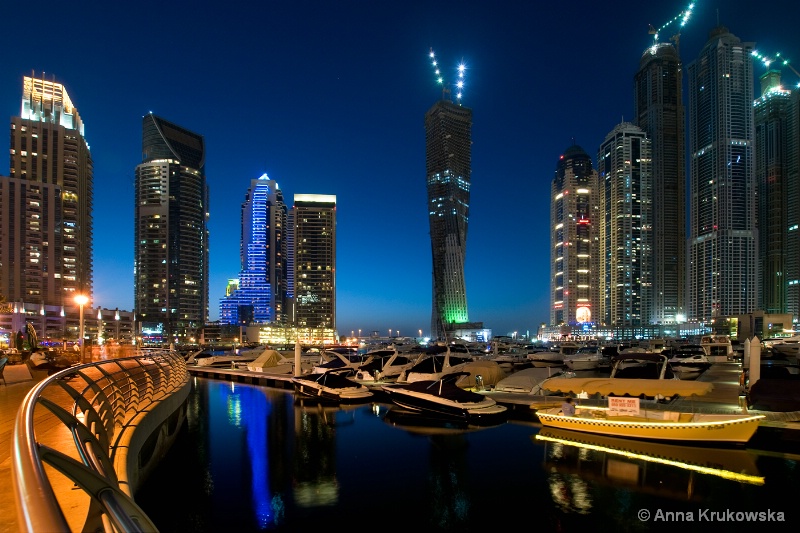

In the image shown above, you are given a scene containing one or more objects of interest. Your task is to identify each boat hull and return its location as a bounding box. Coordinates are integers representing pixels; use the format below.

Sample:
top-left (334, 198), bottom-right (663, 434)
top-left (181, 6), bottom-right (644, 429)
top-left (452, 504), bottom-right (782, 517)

top-left (535, 408), bottom-right (764, 443)
top-left (382, 387), bottom-right (507, 424)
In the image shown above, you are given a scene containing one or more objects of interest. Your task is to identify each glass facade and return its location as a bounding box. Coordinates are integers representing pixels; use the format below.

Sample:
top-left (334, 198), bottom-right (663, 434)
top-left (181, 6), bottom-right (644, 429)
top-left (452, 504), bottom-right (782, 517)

top-left (425, 99), bottom-right (472, 339)
top-left (134, 114), bottom-right (209, 343)
top-left (219, 175), bottom-right (287, 325)
top-left (687, 26), bottom-right (756, 321)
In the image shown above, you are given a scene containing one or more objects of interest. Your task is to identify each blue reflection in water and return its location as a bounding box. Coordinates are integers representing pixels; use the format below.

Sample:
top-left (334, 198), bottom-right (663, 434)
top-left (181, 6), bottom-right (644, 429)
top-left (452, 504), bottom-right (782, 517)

top-left (137, 378), bottom-right (800, 532)
top-left (208, 381), bottom-right (275, 528)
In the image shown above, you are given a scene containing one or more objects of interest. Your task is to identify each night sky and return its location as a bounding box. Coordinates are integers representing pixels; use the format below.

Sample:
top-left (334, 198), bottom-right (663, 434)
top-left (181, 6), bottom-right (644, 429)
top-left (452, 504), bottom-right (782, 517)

top-left (2, 1), bottom-right (798, 338)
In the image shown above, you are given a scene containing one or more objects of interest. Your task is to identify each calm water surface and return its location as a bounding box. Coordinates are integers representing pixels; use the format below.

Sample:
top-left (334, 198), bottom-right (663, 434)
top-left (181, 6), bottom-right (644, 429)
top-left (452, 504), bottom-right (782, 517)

top-left (136, 377), bottom-right (799, 532)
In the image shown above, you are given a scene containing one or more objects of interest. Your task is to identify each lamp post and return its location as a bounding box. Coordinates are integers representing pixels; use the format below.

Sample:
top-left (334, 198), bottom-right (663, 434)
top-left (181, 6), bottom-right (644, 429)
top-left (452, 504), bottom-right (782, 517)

top-left (74, 294), bottom-right (88, 363)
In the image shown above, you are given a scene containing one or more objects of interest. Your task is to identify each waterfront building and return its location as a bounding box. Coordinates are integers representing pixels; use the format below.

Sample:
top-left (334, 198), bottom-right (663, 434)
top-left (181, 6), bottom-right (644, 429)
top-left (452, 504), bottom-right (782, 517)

top-left (550, 144), bottom-right (600, 331)
top-left (425, 99), bottom-right (476, 339)
top-left (787, 85), bottom-right (800, 324)
top-left (634, 41), bottom-right (686, 325)
top-left (133, 114), bottom-right (209, 344)
top-left (597, 122), bottom-right (652, 327)
top-left (687, 26), bottom-right (757, 321)
top-left (290, 194), bottom-right (336, 335)
top-left (0, 75), bottom-right (93, 341)
top-left (755, 70), bottom-right (792, 314)
top-left (219, 174), bottom-right (287, 326)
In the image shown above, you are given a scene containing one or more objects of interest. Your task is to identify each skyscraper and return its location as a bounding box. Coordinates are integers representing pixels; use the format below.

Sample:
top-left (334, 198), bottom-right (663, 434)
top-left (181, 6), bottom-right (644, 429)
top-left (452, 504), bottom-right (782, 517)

top-left (755, 70), bottom-right (792, 314)
top-left (597, 122), bottom-right (652, 327)
top-left (786, 86), bottom-right (800, 323)
top-left (134, 113), bottom-right (209, 343)
top-left (425, 99), bottom-right (472, 340)
top-left (0, 75), bottom-right (93, 314)
top-left (290, 194), bottom-right (336, 331)
top-left (635, 41), bottom-right (686, 324)
top-left (687, 26), bottom-right (756, 322)
top-left (219, 174), bottom-right (287, 325)
top-left (550, 144), bottom-right (600, 330)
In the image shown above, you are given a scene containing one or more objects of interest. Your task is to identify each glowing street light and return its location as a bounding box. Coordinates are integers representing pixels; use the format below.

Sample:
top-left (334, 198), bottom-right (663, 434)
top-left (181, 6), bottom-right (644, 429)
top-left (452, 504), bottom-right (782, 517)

top-left (74, 294), bottom-right (89, 363)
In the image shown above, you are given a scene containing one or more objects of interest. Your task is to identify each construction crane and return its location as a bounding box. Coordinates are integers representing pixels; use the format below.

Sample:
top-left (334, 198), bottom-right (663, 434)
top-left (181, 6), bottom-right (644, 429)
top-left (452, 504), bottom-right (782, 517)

top-left (428, 48), bottom-right (467, 104)
top-left (649, 1), bottom-right (696, 52)
top-left (752, 50), bottom-right (800, 85)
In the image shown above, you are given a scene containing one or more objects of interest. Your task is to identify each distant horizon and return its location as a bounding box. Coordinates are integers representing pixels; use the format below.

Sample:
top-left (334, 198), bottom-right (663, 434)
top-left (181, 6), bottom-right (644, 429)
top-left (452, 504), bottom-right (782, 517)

top-left (2, 1), bottom-right (798, 338)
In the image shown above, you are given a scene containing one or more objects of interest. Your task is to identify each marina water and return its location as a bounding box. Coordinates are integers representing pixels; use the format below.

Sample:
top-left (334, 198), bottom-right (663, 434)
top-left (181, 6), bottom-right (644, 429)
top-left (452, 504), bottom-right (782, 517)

top-left (135, 377), bottom-right (799, 531)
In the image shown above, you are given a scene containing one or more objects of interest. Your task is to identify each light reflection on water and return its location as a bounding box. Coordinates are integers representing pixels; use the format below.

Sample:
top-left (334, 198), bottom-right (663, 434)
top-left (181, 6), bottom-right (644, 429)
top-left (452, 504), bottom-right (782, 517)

top-left (136, 378), bottom-right (799, 532)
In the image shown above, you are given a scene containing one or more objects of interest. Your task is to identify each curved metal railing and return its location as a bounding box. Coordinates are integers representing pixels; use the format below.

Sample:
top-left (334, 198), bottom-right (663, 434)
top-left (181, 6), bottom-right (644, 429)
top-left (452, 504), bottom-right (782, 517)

top-left (12, 349), bottom-right (189, 533)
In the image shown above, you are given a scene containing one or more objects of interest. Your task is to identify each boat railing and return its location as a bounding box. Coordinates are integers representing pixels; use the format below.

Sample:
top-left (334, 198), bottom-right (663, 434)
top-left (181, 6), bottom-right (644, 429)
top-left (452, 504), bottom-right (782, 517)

top-left (12, 348), bottom-right (189, 533)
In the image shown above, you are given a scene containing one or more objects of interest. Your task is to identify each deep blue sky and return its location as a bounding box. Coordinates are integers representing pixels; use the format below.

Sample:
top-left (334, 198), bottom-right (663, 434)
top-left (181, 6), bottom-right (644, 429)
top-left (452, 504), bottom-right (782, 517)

top-left (2, 1), bottom-right (799, 338)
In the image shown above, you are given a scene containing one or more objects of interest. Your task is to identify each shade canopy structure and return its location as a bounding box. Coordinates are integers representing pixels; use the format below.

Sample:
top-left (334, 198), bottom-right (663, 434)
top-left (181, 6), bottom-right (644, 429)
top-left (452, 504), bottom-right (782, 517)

top-left (539, 376), bottom-right (714, 398)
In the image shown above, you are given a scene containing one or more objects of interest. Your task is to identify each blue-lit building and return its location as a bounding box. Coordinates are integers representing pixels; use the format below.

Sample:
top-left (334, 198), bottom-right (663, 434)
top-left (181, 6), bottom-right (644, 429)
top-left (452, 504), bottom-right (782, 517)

top-left (219, 175), bottom-right (287, 325)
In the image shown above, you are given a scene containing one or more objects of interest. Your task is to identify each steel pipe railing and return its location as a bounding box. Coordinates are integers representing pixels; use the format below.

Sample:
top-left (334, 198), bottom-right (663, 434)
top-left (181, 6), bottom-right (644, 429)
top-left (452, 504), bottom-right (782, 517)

top-left (12, 348), bottom-right (188, 533)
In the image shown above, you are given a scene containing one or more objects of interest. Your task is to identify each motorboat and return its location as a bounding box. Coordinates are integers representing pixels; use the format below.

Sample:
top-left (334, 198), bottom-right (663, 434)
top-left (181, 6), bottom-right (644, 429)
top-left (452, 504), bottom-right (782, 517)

top-left (535, 404), bottom-right (764, 444)
top-left (494, 367), bottom-right (574, 394)
top-left (381, 372), bottom-right (508, 425)
top-left (700, 335), bottom-right (735, 362)
top-left (668, 347), bottom-right (711, 380)
top-left (312, 351), bottom-right (373, 374)
top-left (192, 346), bottom-right (264, 368)
top-left (396, 346), bottom-right (472, 383)
top-left (768, 335), bottom-right (800, 359)
top-left (292, 368), bottom-right (374, 403)
top-left (564, 346), bottom-right (608, 371)
top-left (528, 342), bottom-right (580, 368)
top-left (610, 352), bottom-right (677, 380)
top-left (353, 346), bottom-right (422, 382)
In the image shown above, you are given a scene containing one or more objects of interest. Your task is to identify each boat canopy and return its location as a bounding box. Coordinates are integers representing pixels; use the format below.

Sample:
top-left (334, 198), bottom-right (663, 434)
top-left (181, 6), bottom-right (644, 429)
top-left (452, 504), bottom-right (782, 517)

top-left (539, 376), bottom-right (714, 397)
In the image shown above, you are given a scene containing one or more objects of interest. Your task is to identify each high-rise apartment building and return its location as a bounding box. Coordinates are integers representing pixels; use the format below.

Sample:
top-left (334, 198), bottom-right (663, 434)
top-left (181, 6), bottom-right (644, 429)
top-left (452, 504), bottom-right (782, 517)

top-left (635, 42), bottom-right (686, 324)
top-left (550, 144), bottom-right (600, 329)
top-left (219, 174), bottom-right (287, 325)
top-left (290, 194), bottom-right (336, 331)
top-left (425, 99), bottom-right (472, 340)
top-left (134, 113), bottom-right (209, 343)
top-left (755, 70), bottom-right (792, 314)
top-left (687, 26), bottom-right (756, 322)
top-left (597, 122), bottom-right (652, 327)
top-left (0, 75), bottom-right (93, 340)
top-left (786, 86), bottom-right (800, 323)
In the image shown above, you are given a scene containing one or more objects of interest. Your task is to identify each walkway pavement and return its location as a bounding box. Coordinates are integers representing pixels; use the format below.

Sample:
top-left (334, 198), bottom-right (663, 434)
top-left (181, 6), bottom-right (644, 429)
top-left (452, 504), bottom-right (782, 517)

top-left (1, 366), bottom-right (39, 533)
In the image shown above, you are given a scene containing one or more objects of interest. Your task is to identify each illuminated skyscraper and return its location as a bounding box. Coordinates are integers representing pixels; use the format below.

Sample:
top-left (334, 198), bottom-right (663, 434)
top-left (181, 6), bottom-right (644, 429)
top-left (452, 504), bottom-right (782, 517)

top-left (755, 70), bottom-right (792, 314)
top-left (0, 75), bottom-right (93, 313)
top-left (219, 174), bottom-right (287, 325)
top-left (425, 99), bottom-right (472, 339)
top-left (290, 194), bottom-right (336, 331)
top-left (635, 42), bottom-right (686, 325)
top-left (786, 87), bottom-right (800, 323)
top-left (687, 26), bottom-right (756, 321)
top-left (597, 122), bottom-right (652, 327)
top-left (134, 114), bottom-right (209, 343)
top-left (550, 144), bottom-right (600, 329)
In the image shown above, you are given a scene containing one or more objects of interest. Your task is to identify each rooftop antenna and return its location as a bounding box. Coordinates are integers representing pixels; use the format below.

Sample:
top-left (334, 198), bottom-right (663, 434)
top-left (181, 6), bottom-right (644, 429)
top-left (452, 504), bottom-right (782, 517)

top-left (428, 47), bottom-right (467, 105)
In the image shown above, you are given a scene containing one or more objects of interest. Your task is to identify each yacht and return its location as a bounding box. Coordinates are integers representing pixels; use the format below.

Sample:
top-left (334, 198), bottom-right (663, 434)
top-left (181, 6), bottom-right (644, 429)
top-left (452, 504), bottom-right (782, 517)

top-left (700, 335), bottom-right (734, 362)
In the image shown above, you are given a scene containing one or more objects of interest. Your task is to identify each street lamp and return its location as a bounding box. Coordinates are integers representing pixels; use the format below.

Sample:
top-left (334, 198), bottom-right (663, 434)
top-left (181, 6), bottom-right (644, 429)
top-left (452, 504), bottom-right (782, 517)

top-left (74, 294), bottom-right (88, 363)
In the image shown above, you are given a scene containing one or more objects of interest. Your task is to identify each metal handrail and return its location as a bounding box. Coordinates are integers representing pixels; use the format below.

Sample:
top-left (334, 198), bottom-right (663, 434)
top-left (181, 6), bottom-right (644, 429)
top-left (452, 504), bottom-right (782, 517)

top-left (12, 348), bottom-right (189, 533)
